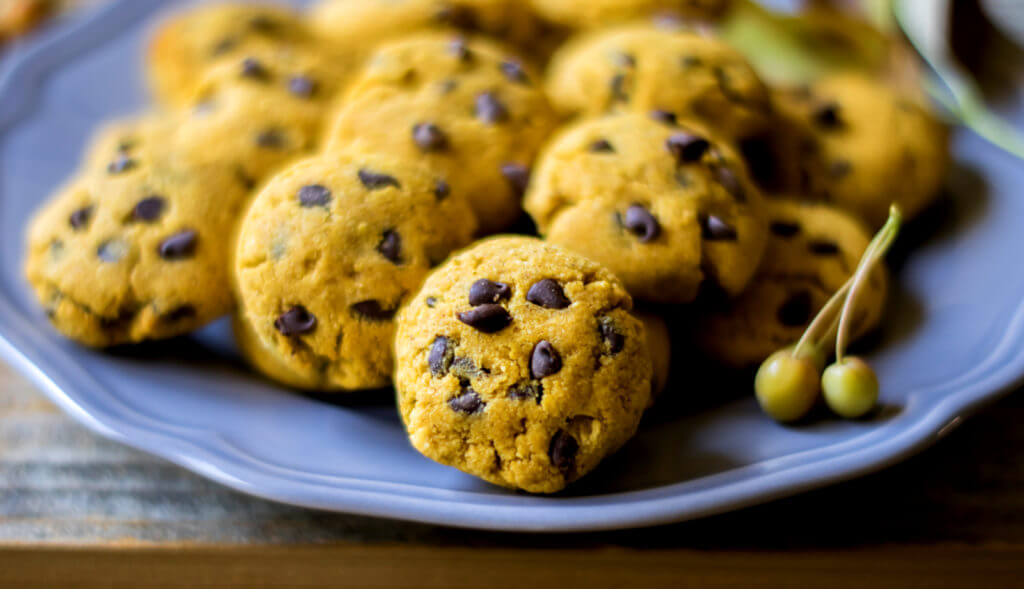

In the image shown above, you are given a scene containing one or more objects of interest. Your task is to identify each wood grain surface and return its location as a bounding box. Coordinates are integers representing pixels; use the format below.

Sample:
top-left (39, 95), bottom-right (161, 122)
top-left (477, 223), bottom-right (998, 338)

top-left (1, 358), bottom-right (1022, 586)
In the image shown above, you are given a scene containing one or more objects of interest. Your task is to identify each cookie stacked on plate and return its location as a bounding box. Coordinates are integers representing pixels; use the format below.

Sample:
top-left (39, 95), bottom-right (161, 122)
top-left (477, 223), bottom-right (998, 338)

top-left (24, 0), bottom-right (949, 493)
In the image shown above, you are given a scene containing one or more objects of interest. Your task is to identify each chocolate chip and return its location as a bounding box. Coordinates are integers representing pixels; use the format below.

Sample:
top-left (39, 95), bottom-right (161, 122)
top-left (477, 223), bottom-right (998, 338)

top-left (377, 229), bottom-right (402, 263)
top-left (609, 73), bottom-right (628, 102)
top-left (211, 37), bottom-right (237, 56)
top-left (163, 305), bottom-right (196, 322)
top-left (500, 163), bottom-right (529, 196)
top-left (814, 102), bottom-right (842, 128)
top-left (107, 154), bottom-right (136, 174)
top-left (248, 14), bottom-right (280, 33)
top-left (298, 184), bottom-right (331, 207)
top-left (457, 304), bottom-right (512, 333)
top-left (468, 279), bottom-right (512, 306)
top-left (666, 132), bottom-right (710, 163)
top-left (97, 240), bottom-right (127, 263)
top-left (475, 92), bottom-right (508, 124)
top-left (132, 196), bottom-right (165, 222)
top-left (240, 57), bottom-right (268, 80)
top-left (508, 381), bottom-right (542, 403)
top-left (275, 305), bottom-right (316, 335)
top-left (808, 240), bottom-right (840, 255)
top-left (712, 166), bottom-right (746, 203)
top-left (527, 279), bottom-right (570, 309)
top-left (351, 300), bottom-right (397, 320)
top-left (770, 221), bottom-right (801, 237)
top-left (548, 429), bottom-right (578, 475)
top-left (435, 5), bottom-right (478, 29)
top-left (412, 122), bottom-right (449, 152)
top-left (288, 76), bottom-right (317, 98)
top-left (358, 169), bottom-right (401, 190)
top-left (599, 317), bottom-right (624, 355)
top-left (425, 296), bottom-right (438, 308)
top-left (255, 129), bottom-right (285, 149)
top-left (699, 213), bottom-right (738, 241)
top-left (649, 110), bottom-right (677, 125)
top-left (589, 139), bottom-right (614, 153)
top-left (158, 230), bottom-right (198, 260)
top-left (448, 388), bottom-right (484, 414)
top-left (829, 160), bottom-right (852, 179)
top-left (623, 204), bottom-right (660, 242)
top-left (433, 179), bottom-right (450, 200)
top-left (681, 55), bottom-right (703, 67)
top-left (613, 52), bottom-right (636, 67)
top-left (500, 59), bottom-right (529, 83)
top-left (448, 37), bottom-right (473, 61)
top-left (530, 341), bottom-right (562, 379)
top-left (777, 291), bottom-right (813, 327)
top-left (429, 335), bottom-right (452, 376)
top-left (69, 206), bottom-right (93, 230)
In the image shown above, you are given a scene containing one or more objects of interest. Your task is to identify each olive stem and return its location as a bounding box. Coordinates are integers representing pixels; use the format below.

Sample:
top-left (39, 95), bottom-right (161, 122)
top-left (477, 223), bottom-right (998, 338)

top-left (793, 280), bottom-right (849, 358)
top-left (835, 205), bottom-right (902, 363)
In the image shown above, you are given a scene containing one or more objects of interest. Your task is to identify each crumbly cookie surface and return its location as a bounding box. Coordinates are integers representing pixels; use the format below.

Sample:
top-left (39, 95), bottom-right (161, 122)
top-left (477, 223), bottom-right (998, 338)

top-left (524, 112), bottom-right (767, 303)
top-left (233, 152), bottom-right (477, 391)
top-left (696, 199), bottom-right (888, 367)
top-left (394, 236), bottom-right (651, 493)
top-left (326, 33), bottom-right (557, 234)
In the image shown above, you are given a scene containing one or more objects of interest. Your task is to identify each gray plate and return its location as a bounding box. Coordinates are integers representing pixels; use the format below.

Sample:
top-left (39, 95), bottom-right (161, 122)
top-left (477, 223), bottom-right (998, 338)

top-left (1, 0), bottom-right (1022, 532)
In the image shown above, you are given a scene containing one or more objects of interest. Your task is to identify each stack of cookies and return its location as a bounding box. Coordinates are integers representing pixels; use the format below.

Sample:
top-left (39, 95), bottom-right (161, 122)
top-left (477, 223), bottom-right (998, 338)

top-left (23, 0), bottom-right (949, 493)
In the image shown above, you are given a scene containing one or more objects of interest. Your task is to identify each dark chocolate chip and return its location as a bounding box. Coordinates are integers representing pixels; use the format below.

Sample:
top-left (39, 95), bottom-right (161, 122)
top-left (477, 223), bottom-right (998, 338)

top-left (613, 52), bottom-right (636, 67)
top-left (412, 122), bottom-right (449, 152)
top-left (813, 102), bottom-right (842, 128)
top-left (69, 206), bottom-right (94, 230)
top-left (599, 317), bottom-right (624, 355)
top-left (358, 169), bottom-right (401, 190)
top-left (351, 300), bottom-right (397, 320)
top-left (623, 204), bottom-right (660, 242)
top-left (665, 132), bottom-right (710, 164)
top-left (107, 154), bottom-right (136, 174)
top-left (500, 59), bottom-right (529, 83)
top-left (425, 296), bottom-right (438, 308)
top-left (433, 179), bottom-right (450, 200)
top-left (163, 305), bottom-right (196, 322)
top-left (468, 279), bottom-right (512, 306)
top-left (240, 57), bottom-right (268, 80)
top-left (508, 381), bottom-right (543, 403)
top-left (681, 54), bottom-right (703, 67)
top-left (428, 335), bottom-right (452, 376)
top-left (448, 388), bottom-right (484, 414)
top-left (248, 14), bottom-right (280, 33)
top-left (255, 129), bottom-right (285, 149)
top-left (530, 341), bottom-right (562, 379)
top-left (275, 305), bottom-right (317, 336)
top-left (526, 279), bottom-right (570, 309)
top-left (829, 160), bottom-right (852, 179)
top-left (298, 184), bottom-right (331, 207)
top-left (649, 110), bottom-right (677, 125)
top-left (475, 91), bottom-right (508, 124)
top-left (377, 229), bottom-right (402, 263)
top-left (609, 72), bottom-right (628, 102)
top-left (588, 139), bottom-right (614, 153)
top-left (288, 75), bottom-right (317, 98)
top-left (158, 230), bottom-right (198, 260)
top-left (211, 37), bottom-right (237, 56)
top-left (448, 37), bottom-right (473, 61)
top-left (712, 165), bottom-right (746, 203)
top-left (457, 303), bottom-right (512, 333)
top-left (548, 429), bottom-right (578, 475)
top-left (500, 163), bottom-right (529, 196)
top-left (777, 291), bottom-right (813, 327)
top-left (235, 167), bottom-right (256, 190)
top-left (435, 5), bottom-right (478, 30)
top-left (132, 196), bottom-right (165, 222)
top-left (770, 220), bottom-right (801, 237)
top-left (808, 240), bottom-right (840, 255)
top-left (699, 213), bottom-right (738, 241)
top-left (97, 240), bottom-right (126, 263)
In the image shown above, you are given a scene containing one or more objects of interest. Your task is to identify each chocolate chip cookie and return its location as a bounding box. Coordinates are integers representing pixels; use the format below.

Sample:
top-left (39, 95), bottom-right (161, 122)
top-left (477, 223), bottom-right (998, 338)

top-left (546, 24), bottom-right (771, 141)
top-left (325, 33), bottom-right (557, 234)
top-left (394, 236), bottom-right (652, 493)
top-left (24, 119), bottom-right (252, 346)
top-left (146, 2), bottom-right (310, 106)
top-left (524, 112), bottom-right (768, 304)
top-left (695, 199), bottom-right (888, 367)
top-left (773, 73), bottom-right (950, 227)
top-left (233, 151), bottom-right (477, 391)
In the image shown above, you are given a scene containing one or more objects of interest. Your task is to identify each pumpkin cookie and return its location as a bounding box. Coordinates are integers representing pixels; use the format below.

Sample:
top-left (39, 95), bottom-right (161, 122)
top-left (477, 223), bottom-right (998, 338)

top-left (233, 151), bottom-right (476, 391)
top-left (524, 112), bottom-right (767, 303)
top-left (695, 199), bottom-right (888, 367)
top-left (325, 33), bottom-right (557, 233)
top-left (394, 236), bottom-right (651, 493)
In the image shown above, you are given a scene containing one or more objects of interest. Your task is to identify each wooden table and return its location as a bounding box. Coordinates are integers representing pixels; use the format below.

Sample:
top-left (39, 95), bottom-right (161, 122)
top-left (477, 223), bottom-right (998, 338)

top-left (0, 360), bottom-right (1021, 588)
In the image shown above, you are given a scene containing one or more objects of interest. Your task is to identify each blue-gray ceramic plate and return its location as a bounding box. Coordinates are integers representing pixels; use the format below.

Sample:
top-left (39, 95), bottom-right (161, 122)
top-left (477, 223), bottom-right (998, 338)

top-left (0, 0), bottom-right (1022, 532)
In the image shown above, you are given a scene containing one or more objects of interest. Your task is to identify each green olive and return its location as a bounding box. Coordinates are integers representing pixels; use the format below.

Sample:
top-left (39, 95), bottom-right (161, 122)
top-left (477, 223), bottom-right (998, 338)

top-left (822, 356), bottom-right (879, 418)
top-left (754, 349), bottom-right (821, 423)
